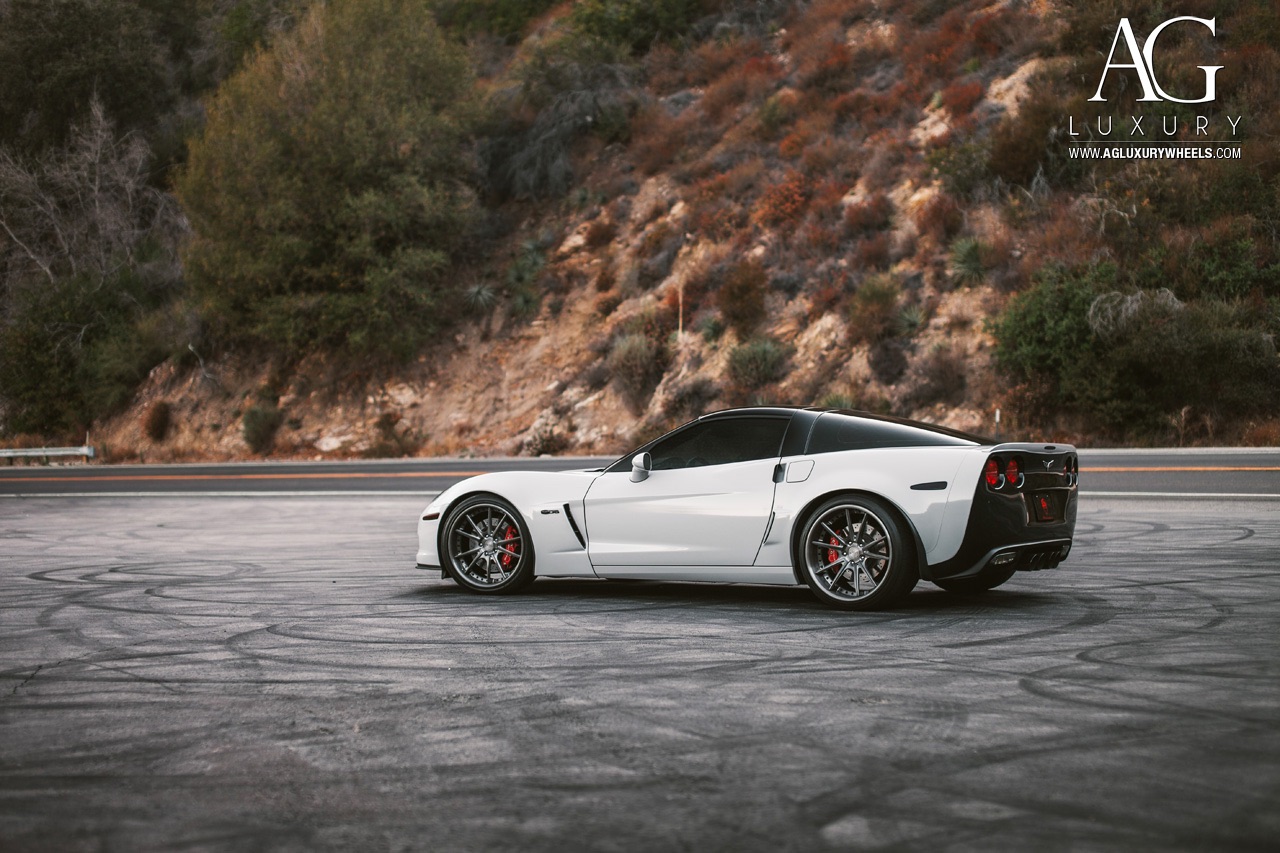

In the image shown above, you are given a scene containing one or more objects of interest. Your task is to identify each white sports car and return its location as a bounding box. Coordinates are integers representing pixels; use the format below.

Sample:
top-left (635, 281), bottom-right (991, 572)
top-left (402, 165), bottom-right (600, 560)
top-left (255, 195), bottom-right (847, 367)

top-left (415, 407), bottom-right (1078, 610)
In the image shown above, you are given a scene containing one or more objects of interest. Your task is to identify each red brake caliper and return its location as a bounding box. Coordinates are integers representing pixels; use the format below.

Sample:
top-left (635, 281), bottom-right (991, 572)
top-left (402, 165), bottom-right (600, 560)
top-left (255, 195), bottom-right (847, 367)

top-left (501, 525), bottom-right (518, 568)
top-left (827, 532), bottom-right (841, 565)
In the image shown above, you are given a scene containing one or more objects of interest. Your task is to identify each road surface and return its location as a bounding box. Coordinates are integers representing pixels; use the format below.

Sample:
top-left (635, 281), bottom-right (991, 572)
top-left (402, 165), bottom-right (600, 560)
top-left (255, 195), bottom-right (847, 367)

top-left (0, 489), bottom-right (1277, 849)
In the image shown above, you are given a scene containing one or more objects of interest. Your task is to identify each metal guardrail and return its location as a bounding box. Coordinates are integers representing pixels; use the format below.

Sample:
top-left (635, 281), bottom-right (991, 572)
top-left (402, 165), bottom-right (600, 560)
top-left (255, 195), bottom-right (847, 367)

top-left (0, 446), bottom-right (95, 463)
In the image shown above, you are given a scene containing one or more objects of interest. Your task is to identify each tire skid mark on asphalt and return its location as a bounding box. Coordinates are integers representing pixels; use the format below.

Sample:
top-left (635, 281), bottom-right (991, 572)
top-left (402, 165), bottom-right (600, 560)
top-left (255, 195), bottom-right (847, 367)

top-left (3, 495), bottom-right (1279, 849)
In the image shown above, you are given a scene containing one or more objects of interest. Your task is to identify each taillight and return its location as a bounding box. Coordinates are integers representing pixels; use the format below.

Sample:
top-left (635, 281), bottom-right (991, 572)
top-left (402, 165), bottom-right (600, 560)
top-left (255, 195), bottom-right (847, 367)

top-left (984, 458), bottom-right (1001, 488)
top-left (1005, 457), bottom-right (1024, 488)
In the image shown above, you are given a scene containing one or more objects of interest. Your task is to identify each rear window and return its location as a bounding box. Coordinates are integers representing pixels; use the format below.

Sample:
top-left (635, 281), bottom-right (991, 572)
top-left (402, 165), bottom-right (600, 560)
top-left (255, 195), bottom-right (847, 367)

top-left (806, 412), bottom-right (979, 454)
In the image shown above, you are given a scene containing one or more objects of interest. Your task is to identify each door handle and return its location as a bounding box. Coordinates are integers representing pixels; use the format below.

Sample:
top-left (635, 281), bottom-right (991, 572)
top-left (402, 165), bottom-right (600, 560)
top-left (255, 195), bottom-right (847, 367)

top-left (772, 463), bottom-right (785, 483)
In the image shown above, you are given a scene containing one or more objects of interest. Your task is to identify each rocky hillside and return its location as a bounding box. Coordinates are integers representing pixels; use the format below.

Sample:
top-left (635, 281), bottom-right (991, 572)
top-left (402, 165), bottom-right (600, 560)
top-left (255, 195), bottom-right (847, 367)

top-left (7, 0), bottom-right (1279, 460)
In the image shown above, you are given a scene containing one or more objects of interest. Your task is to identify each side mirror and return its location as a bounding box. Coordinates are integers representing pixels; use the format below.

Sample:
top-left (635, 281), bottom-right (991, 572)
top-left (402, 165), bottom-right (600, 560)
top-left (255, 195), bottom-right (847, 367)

top-left (629, 451), bottom-right (652, 483)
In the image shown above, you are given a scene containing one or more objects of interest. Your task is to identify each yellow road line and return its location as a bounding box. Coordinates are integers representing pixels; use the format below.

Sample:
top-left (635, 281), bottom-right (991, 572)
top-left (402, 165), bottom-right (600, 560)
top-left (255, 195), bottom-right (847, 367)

top-left (0, 470), bottom-right (491, 483)
top-left (1084, 466), bottom-right (1280, 472)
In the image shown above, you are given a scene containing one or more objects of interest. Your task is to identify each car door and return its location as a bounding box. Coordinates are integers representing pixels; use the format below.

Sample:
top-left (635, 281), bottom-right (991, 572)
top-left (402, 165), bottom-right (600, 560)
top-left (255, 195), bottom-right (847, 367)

top-left (583, 415), bottom-right (789, 567)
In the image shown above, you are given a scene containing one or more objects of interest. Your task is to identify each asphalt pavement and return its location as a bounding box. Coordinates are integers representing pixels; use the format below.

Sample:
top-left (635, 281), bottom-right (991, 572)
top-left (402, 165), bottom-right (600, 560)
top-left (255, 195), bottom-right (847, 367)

top-left (1, 492), bottom-right (1278, 850)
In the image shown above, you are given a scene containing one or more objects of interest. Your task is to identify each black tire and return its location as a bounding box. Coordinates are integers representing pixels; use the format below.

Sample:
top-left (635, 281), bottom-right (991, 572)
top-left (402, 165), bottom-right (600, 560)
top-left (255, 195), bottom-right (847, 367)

top-left (933, 563), bottom-right (1017, 594)
top-left (439, 494), bottom-right (535, 595)
top-left (796, 495), bottom-right (918, 611)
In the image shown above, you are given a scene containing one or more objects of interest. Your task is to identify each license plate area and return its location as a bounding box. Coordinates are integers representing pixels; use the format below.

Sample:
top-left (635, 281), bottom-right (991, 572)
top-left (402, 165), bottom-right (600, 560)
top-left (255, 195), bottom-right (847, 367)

top-left (1030, 491), bottom-right (1061, 523)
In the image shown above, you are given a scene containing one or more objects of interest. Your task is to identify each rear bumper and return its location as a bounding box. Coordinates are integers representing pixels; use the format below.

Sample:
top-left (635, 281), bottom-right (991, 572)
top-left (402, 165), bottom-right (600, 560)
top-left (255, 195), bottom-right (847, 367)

top-left (923, 484), bottom-right (1077, 581)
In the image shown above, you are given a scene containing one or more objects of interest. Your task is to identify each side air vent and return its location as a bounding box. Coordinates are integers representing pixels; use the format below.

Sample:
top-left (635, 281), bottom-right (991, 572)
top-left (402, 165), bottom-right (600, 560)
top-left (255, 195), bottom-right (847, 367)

top-left (563, 503), bottom-right (586, 549)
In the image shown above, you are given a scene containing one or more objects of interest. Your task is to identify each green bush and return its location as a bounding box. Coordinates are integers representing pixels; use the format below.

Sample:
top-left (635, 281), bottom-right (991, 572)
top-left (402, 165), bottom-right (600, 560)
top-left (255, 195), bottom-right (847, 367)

top-left (570, 0), bottom-right (710, 54)
top-left (242, 404), bottom-right (283, 454)
top-left (0, 0), bottom-right (167, 154)
top-left (925, 140), bottom-right (990, 199)
top-left (993, 263), bottom-right (1280, 436)
top-left (607, 332), bottom-right (666, 410)
top-left (480, 34), bottom-right (636, 199)
top-left (949, 237), bottom-right (987, 286)
top-left (847, 274), bottom-right (901, 344)
top-left (433, 0), bottom-right (560, 43)
top-left (177, 0), bottom-right (478, 364)
top-left (991, 262), bottom-right (1110, 402)
top-left (729, 337), bottom-right (788, 389)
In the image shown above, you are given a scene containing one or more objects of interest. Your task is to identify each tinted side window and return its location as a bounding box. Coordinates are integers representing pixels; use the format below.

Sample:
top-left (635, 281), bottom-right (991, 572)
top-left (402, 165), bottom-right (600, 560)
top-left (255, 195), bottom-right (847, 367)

top-left (649, 417), bottom-right (788, 469)
top-left (806, 413), bottom-right (975, 454)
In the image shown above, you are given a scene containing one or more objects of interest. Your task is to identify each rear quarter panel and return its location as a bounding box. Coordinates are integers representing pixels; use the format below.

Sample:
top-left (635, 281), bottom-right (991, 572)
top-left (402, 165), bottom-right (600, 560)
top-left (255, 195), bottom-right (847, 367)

top-left (756, 446), bottom-right (978, 568)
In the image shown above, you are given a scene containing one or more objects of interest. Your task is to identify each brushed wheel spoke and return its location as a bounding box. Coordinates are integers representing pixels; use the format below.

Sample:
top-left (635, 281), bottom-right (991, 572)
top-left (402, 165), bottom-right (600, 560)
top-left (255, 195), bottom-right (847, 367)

top-left (447, 502), bottom-right (528, 590)
top-left (820, 522), bottom-right (848, 546)
top-left (805, 504), bottom-right (894, 603)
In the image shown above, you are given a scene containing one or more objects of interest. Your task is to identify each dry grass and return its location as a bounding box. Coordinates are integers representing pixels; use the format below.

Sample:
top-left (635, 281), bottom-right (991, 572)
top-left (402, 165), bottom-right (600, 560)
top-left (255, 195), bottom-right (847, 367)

top-left (755, 172), bottom-right (811, 227)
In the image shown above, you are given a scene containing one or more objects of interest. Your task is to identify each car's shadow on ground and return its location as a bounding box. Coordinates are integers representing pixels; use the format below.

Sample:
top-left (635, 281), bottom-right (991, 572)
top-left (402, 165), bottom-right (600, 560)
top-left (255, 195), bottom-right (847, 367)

top-left (405, 575), bottom-right (1060, 615)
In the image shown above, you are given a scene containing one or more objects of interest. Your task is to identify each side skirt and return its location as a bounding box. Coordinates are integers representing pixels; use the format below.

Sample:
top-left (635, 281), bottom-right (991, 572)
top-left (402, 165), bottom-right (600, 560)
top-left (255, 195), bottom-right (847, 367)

top-left (594, 565), bottom-right (799, 585)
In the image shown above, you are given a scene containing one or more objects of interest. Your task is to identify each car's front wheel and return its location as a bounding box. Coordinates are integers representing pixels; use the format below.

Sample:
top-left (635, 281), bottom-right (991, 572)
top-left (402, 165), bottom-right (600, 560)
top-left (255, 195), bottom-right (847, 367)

top-left (797, 496), bottom-right (918, 611)
top-left (440, 494), bottom-right (535, 594)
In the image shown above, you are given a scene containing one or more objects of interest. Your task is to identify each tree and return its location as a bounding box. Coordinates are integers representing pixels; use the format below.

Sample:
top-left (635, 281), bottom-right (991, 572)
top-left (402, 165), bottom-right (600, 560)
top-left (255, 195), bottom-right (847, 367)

top-left (176, 0), bottom-right (479, 362)
top-left (0, 0), bottom-right (169, 154)
top-left (0, 101), bottom-right (184, 434)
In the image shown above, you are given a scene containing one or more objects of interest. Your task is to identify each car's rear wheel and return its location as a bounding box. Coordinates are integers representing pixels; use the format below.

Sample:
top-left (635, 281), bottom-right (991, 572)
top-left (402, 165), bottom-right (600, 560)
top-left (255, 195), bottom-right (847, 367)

top-left (933, 563), bottom-right (1017, 594)
top-left (797, 496), bottom-right (918, 611)
top-left (440, 495), bottom-right (535, 594)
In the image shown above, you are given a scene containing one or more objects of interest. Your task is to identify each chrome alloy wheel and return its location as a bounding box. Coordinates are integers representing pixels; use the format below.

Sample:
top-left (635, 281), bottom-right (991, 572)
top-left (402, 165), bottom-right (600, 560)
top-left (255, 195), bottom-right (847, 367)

top-left (802, 503), bottom-right (893, 602)
top-left (445, 501), bottom-right (526, 588)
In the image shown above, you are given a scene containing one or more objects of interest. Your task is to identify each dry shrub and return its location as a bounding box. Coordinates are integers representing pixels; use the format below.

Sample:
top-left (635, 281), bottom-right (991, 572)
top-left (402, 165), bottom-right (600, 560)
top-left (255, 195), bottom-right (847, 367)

top-left (904, 343), bottom-right (967, 408)
top-left (755, 172), bottom-right (811, 227)
top-left (869, 338), bottom-right (908, 384)
top-left (642, 43), bottom-right (686, 93)
top-left (844, 192), bottom-right (893, 235)
top-left (915, 192), bottom-right (963, 241)
top-left (585, 218), bottom-right (617, 249)
top-left (987, 85), bottom-right (1070, 187)
top-left (860, 138), bottom-right (906, 190)
top-left (701, 55), bottom-right (780, 124)
top-left (688, 37), bottom-right (769, 87)
top-left (941, 79), bottom-right (985, 117)
top-left (717, 259), bottom-right (768, 334)
top-left (595, 263), bottom-right (617, 291)
top-left (143, 401), bottom-right (171, 443)
top-left (631, 105), bottom-right (702, 173)
top-left (595, 292), bottom-right (622, 317)
top-left (802, 134), bottom-right (857, 176)
top-left (811, 178), bottom-right (853, 216)
top-left (783, 0), bottom-right (866, 52)
top-left (779, 132), bottom-right (807, 160)
top-left (898, 7), bottom-right (970, 95)
top-left (1242, 419), bottom-right (1280, 447)
top-left (797, 39), bottom-right (855, 92)
top-left (830, 88), bottom-right (899, 127)
top-left (1030, 199), bottom-right (1100, 263)
top-left (691, 199), bottom-right (744, 240)
top-left (664, 376), bottom-right (720, 420)
top-left (810, 275), bottom-right (849, 317)
top-left (854, 232), bottom-right (892, 270)
top-left (800, 220), bottom-right (843, 254)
